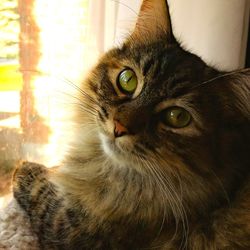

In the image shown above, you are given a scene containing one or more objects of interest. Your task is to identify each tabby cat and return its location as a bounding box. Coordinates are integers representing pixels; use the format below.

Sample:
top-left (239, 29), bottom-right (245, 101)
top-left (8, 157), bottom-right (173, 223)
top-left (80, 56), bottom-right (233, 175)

top-left (13, 0), bottom-right (250, 249)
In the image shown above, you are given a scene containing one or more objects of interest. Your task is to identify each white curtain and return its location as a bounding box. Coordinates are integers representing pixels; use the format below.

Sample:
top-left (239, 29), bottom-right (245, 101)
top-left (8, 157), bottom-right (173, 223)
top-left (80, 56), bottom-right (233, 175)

top-left (167, 0), bottom-right (250, 71)
top-left (112, 0), bottom-right (249, 71)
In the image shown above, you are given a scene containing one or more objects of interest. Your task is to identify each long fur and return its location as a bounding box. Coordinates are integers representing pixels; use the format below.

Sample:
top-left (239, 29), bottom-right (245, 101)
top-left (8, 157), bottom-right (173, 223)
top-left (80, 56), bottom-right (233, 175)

top-left (13, 0), bottom-right (250, 249)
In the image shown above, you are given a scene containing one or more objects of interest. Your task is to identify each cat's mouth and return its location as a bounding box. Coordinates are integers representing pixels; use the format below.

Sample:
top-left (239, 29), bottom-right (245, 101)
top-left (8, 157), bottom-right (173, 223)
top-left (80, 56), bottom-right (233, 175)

top-left (99, 132), bottom-right (132, 160)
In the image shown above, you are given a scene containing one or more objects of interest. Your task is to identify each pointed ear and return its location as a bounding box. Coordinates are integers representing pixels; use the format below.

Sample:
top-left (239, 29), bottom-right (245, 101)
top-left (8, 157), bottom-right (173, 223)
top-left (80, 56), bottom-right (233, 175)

top-left (130, 0), bottom-right (174, 43)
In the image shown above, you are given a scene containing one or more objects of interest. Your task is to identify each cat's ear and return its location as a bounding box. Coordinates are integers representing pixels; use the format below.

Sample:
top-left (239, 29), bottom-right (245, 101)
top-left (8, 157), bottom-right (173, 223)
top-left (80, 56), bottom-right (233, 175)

top-left (129, 0), bottom-right (174, 44)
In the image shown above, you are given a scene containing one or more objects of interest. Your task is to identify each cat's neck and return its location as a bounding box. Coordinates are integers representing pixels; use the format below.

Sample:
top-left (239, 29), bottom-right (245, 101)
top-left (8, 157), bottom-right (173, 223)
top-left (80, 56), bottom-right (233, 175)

top-left (49, 131), bottom-right (250, 249)
top-left (52, 131), bottom-right (224, 224)
top-left (56, 153), bottom-right (165, 218)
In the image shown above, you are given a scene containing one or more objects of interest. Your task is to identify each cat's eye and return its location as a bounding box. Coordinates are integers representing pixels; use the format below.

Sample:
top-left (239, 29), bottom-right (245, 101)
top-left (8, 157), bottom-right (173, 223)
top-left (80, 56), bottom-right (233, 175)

top-left (162, 107), bottom-right (191, 128)
top-left (117, 69), bottom-right (137, 94)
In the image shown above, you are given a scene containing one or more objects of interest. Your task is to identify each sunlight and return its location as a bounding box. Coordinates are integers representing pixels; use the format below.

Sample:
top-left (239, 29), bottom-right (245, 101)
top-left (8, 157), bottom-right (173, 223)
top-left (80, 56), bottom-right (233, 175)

top-left (0, 194), bottom-right (12, 209)
top-left (30, 0), bottom-right (89, 166)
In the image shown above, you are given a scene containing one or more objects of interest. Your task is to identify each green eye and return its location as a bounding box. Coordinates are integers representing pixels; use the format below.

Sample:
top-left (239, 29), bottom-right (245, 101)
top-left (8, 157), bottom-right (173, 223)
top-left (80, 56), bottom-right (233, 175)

top-left (163, 107), bottom-right (191, 128)
top-left (117, 69), bottom-right (137, 94)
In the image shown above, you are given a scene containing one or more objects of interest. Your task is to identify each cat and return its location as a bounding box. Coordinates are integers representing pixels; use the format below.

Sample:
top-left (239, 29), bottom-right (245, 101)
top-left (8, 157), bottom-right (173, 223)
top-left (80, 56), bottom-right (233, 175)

top-left (13, 0), bottom-right (250, 249)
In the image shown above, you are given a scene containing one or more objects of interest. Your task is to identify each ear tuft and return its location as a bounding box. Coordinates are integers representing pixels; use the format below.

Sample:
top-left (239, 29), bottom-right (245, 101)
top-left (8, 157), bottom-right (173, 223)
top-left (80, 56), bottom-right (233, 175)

top-left (129, 0), bottom-right (174, 44)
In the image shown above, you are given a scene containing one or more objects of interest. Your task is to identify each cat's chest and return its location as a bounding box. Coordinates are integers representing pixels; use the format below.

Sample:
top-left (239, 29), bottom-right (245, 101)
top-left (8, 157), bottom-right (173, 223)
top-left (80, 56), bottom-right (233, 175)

top-left (47, 200), bottom-right (167, 249)
top-left (52, 172), bottom-right (172, 249)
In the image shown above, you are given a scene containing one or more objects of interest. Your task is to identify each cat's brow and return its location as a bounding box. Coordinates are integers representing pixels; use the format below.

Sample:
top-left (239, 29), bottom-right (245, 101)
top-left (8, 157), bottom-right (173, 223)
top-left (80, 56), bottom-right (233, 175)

top-left (142, 58), bottom-right (154, 76)
top-left (154, 95), bottom-right (194, 113)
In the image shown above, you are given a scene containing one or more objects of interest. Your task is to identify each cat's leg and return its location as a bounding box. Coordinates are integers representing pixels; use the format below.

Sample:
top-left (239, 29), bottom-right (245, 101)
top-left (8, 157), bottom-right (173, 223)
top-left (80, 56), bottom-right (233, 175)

top-left (12, 162), bottom-right (106, 250)
top-left (12, 162), bottom-right (68, 249)
top-left (13, 162), bottom-right (54, 216)
top-left (12, 162), bottom-right (124, 249)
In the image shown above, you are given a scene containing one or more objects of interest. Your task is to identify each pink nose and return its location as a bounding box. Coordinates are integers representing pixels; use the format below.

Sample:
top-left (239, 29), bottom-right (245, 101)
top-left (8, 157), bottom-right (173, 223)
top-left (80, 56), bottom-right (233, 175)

top-left (114, 120), bottom-right (128, 138)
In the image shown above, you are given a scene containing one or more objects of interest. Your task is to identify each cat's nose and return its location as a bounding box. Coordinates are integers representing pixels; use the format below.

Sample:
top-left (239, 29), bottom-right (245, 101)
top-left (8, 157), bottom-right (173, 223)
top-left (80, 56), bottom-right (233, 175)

top-left (114, 120), bottom-right (128, 138)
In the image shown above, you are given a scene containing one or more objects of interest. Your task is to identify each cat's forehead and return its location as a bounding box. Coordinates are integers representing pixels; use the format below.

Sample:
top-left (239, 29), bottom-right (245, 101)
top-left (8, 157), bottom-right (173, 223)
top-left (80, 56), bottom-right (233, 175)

top-left (102, 40), bottom-right (215, 99)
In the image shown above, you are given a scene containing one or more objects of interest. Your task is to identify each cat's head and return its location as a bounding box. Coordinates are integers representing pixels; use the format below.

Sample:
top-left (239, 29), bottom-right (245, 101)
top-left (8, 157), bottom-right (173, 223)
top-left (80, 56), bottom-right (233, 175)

top-left (79, 0), bottom-right (250, 213)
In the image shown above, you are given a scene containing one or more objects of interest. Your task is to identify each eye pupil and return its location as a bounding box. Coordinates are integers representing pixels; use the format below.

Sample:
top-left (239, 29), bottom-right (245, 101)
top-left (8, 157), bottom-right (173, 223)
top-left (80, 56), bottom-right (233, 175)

top-left (176, 113), bottom-right (182, 120)
top-left (117, 69), bottom-right (137, 94)
top-left (127, 76), bottom-right (133, 82)
top-left (163, 107), bottom-right (191, 128)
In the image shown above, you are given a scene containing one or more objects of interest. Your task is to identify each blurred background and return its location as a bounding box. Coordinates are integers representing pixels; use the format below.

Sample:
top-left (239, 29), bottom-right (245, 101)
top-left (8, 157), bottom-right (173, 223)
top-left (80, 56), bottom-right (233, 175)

top-left (0, 0), bottom-right (249, 207)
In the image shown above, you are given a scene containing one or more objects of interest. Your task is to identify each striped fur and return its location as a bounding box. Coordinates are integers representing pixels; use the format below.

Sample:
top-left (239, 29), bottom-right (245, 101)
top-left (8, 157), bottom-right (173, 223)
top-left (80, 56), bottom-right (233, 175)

top-left (13, 0), bottom-right (250, 249)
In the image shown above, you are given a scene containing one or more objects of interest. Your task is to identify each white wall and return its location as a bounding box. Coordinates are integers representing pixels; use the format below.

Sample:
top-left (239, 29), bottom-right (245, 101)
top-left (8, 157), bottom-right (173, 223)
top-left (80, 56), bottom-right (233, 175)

top-left (114, 0), bottom-right (250, 71)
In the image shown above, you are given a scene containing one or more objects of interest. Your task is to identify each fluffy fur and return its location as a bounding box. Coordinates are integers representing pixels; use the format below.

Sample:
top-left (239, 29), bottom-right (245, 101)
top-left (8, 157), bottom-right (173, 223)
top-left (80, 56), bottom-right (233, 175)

top-left (12, 0), bottom-right (250, 249)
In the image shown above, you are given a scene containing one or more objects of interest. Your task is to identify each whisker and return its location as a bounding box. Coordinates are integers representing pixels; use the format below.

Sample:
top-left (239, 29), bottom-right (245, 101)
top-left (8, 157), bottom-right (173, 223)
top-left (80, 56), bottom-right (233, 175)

top-left (191, 68), bottom-right (250, 91)
top-left (137, 151), bottom-right (190, 249)
top-left (208, 168), bottom-right (230, 206)
top-left (140, 158), bottom-right (178, 247)
top-left (110, 0), bottom-right (138, 16)
top-left (20, 69), bottom-right (99, 106)
top-left (153, 154), bottom-right (189, 249)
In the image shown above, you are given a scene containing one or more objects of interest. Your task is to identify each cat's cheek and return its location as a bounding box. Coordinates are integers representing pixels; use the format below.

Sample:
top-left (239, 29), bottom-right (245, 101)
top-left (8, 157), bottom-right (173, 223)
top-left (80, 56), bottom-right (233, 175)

top-left (97, 115), bottom-right (115, 137)
top-left (99, 132), bottom-right (115, 158)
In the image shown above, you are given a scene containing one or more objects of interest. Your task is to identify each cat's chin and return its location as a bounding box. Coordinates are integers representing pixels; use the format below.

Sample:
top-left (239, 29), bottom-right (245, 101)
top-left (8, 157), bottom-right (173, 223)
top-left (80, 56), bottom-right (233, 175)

top-left (98, 132), bottom-right (133, 163)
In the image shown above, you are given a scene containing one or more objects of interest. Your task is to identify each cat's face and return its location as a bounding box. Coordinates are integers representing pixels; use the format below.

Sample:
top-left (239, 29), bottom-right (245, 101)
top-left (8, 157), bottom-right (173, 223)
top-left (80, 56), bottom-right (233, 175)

top-left (92, 40), bottom-right (216, 166)
top-left (80, 0), bottom-right (249, 208)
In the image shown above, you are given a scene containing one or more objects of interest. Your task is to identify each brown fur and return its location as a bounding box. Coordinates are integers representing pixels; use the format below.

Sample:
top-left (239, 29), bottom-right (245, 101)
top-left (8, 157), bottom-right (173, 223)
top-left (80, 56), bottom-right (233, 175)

top-left (13, 0), bottom-right (250, 249)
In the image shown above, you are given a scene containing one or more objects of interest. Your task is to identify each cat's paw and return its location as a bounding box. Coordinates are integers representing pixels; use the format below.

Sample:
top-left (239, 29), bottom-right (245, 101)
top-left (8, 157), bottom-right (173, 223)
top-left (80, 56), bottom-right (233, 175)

top-left (12, 162), bottom-right (48, 207)
top-left (13, 161), bottom-right (47, 185)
